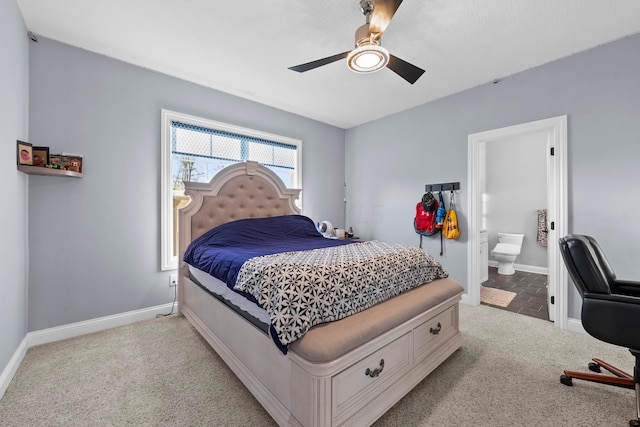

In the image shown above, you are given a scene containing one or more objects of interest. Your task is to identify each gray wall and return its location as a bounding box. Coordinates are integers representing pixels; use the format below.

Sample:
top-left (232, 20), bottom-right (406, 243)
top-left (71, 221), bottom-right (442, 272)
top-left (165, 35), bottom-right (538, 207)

top-left (346, 33), bottom-right (640, 319)
top-left (27, 38), bottom-right (346, 331)
top-left (1, 0), bottom-right (29, 377)
top-left (486, 131), bottom-right (547, 268)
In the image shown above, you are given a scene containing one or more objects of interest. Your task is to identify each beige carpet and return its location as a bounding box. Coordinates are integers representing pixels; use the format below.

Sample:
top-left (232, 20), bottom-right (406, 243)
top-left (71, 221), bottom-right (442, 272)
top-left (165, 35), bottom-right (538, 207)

top-left (480, 285), bottom-right (517, 307)
top-left (0, 304), bottom-right (636, 426)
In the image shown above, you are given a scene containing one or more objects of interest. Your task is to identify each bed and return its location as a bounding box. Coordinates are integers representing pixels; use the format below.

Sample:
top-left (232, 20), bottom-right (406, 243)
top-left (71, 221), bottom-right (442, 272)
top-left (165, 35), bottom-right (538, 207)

top-left (178, 161), bottom-right (463, 426)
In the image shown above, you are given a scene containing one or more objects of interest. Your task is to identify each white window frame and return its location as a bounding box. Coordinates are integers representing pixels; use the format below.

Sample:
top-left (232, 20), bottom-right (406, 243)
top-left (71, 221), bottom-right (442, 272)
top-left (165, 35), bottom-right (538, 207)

top-left (160, 109), bottom-right (302, 271)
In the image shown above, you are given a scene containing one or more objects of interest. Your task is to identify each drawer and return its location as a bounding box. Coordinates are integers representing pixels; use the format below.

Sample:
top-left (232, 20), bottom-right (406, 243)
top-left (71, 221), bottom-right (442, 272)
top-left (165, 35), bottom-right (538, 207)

top-left (332, 333), bottom-right (411, 420)
top-left (413, 305), bottom-right (457, 361)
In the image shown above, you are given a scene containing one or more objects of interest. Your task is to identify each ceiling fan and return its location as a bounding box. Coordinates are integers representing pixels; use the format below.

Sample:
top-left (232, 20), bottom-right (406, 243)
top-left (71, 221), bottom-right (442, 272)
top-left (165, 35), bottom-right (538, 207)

top-left (288, 0), bottom-right (425, 84)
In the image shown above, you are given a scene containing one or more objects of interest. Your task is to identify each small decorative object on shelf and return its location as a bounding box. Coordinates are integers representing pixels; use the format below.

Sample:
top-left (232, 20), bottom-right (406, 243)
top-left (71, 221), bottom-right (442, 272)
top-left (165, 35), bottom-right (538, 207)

top-left (49, 154), bottom-right (63, 169)
top-left (62, 153), bottom-right (83, 173)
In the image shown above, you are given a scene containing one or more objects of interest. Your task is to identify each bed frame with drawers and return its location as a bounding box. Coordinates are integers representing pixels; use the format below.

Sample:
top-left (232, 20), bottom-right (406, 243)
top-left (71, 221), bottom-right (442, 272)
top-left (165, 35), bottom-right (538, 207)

top-left (177, 161), bottom-right (463, 426)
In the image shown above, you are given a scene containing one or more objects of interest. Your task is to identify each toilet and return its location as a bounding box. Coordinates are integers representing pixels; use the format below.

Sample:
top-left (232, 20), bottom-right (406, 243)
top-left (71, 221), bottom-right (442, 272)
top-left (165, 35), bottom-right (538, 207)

top-left (492, 233), bottom-right (525, 275)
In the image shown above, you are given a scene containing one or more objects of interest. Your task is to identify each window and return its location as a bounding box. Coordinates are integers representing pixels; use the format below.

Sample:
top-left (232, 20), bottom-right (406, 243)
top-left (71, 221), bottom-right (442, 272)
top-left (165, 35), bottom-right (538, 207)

top-left (161, 110), bottom-right (301, 270)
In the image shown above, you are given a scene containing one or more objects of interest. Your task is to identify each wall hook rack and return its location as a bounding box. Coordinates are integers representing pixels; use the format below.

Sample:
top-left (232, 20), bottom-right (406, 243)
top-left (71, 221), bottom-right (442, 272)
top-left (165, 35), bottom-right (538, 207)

top-left (425, 182), bottom-right (460, 192)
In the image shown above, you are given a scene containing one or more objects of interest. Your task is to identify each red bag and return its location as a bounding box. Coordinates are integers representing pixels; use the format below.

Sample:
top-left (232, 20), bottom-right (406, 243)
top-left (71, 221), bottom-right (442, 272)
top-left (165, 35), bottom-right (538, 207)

top-left (415, 192), bottom-right (438, 235)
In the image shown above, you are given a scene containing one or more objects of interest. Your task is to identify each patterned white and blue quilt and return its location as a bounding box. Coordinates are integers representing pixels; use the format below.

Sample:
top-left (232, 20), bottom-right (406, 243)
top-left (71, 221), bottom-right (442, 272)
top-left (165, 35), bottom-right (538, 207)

top-left (234, 240), bottom-right (448, 347)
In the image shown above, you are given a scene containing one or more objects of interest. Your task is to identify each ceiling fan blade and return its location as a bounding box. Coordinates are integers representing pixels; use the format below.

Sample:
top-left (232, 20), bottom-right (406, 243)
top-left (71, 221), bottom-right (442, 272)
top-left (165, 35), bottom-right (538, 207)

top-left (386, 54), bottom-right (425, 84)
top-left (369, 0), bottom-right (404, 37)
top-left (288, 51), bottom-right (350, 73)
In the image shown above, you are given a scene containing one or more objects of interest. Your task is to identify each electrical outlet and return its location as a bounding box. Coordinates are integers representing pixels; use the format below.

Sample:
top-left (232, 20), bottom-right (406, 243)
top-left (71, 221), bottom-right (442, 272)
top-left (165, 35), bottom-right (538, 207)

top-left (169, 273), bottom-right (177, 287)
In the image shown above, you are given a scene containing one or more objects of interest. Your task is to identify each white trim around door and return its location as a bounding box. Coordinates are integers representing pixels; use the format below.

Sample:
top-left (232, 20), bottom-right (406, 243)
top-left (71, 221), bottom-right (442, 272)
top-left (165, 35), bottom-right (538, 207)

top-left (467, 115), bottom-right (568, 329)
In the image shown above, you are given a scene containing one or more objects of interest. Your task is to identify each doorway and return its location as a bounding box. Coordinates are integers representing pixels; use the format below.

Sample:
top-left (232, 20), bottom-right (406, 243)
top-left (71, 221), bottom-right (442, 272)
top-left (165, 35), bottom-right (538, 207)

top-left (466, 116), bottom-right (569, 329)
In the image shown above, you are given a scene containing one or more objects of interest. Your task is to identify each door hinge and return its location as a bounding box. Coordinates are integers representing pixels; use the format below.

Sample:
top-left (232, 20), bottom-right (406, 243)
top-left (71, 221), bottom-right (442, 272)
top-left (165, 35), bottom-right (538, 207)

top-left (550, 147), bottom-right (555, 156)
top-left (550, 221), bottom-right (555, 230)
top-left (550, 296), bottom-right (555, 305)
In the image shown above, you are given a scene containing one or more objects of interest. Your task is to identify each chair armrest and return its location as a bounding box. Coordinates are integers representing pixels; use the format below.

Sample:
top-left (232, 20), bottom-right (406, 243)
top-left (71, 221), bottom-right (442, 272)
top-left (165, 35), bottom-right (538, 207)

top-left (613, 280), bottom-right (640, 297)
top-left (586, 292), bottom-right (640, 305)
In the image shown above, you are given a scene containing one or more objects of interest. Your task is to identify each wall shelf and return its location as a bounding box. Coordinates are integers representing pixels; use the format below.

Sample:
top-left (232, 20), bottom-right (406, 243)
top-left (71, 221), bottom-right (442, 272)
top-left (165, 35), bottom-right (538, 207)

top-left (18, 165), bottom-right (83, 178)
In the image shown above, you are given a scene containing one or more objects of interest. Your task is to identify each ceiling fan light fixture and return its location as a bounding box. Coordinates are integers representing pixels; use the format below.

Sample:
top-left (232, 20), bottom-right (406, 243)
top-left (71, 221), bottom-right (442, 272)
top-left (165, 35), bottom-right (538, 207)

top-left (347, 43), bottom-right (389, 73)
top-left (288, 0), bottom-right (425, 84)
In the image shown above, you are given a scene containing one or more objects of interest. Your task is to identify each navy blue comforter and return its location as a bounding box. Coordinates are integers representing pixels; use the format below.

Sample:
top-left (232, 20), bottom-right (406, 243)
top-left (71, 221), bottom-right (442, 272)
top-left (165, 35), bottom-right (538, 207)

top-left (183, 215), bottom-right (353, 289)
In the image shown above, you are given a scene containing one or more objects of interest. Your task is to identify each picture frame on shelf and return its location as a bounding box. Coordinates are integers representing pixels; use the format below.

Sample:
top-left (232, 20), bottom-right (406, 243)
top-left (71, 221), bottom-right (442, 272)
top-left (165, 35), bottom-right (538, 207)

top-left (17, 140), bottom-right (33, 165)
top-left (32, 146), bottom-right (49, 167)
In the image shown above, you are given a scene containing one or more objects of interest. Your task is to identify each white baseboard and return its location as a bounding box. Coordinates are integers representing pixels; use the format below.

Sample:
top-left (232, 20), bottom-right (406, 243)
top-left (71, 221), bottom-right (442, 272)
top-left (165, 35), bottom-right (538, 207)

top-left (487, 260), bottom-right (548, 275)
top-left (0, 302), bottom-right (175, 400)
top-left (27, 302), bottom-right (175, 347)
top-left (460, 293), bottom-right (473, 306)
top-left (0, 336), bottom-right (28, 399)
top-left (566, 317), bottom-right (586, 335)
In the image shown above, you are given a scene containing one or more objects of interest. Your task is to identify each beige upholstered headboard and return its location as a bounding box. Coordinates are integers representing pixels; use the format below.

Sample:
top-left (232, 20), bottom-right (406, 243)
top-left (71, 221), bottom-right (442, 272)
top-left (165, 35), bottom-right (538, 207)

top-left (178, 161), bottom-right (301, 276)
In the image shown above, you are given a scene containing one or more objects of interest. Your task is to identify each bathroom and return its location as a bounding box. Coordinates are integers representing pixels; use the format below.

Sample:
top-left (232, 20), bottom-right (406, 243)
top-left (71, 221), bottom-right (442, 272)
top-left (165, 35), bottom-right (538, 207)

top-left (480, 130), bottom-right (550, 320)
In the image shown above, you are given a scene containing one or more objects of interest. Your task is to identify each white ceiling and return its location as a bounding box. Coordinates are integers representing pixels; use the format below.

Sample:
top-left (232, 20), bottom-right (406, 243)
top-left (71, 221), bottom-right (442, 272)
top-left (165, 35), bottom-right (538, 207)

top-left (17, 0), bottom-right (640, 129)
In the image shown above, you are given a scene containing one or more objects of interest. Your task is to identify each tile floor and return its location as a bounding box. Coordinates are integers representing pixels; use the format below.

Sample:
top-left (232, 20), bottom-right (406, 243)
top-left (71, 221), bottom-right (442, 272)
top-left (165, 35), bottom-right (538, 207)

top-left (482, 266), bottom-right (550, 321)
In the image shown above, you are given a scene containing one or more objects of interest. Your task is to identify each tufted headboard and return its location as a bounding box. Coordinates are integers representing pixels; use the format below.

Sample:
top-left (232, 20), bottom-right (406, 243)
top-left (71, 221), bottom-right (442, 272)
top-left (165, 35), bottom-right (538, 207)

top-left (178, 161), bottom-right (301, 276)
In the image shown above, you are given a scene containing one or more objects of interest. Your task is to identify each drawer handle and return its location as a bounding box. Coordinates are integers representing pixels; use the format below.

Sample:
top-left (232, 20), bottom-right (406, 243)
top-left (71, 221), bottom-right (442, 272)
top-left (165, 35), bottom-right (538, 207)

top-left (430, 322), bottom-right (442, 335)
top-left (365, 359), bottom-right (385, 378)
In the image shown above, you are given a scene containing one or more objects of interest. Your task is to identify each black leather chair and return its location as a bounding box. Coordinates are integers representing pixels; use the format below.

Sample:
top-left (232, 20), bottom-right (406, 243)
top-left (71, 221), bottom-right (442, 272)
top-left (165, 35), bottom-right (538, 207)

top-left (558, 234), bottom-right (640, 427)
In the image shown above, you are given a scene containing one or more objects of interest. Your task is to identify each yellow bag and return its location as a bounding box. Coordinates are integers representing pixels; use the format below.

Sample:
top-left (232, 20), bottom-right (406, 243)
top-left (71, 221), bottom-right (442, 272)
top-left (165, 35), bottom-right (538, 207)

top-left (443, 192), bottom-right (460, 240)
